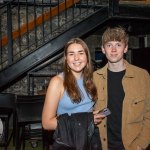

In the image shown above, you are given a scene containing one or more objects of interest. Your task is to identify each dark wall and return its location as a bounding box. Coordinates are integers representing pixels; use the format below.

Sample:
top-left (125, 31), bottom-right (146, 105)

top-left (132, 48), bottom-right (150, 74)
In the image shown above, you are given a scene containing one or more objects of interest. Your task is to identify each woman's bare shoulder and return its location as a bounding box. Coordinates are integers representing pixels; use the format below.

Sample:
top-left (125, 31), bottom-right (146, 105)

top-left (47, 73), bottom-right (64, 91)
top-left (51, 73), bottom-right (63, 84)
top-left (47, 73), bottom-right (64, 98)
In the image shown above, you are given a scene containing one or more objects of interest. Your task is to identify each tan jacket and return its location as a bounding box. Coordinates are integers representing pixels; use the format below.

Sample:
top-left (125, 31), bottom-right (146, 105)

top-left (93, 60), bottom-right (150, 150)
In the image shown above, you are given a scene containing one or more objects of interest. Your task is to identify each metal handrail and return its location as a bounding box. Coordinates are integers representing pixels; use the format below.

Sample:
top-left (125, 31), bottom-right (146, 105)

top-left (0, 0), bottom-right (108, 71)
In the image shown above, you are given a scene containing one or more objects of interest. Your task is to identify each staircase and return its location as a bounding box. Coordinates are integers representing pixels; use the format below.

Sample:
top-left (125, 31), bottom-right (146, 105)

top-left (0, 0), bottom-right (150, 92)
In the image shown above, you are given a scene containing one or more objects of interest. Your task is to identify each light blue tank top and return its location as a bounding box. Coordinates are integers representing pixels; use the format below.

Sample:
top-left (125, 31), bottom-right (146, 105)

top-left (57, 76), bottom-right (95, 115)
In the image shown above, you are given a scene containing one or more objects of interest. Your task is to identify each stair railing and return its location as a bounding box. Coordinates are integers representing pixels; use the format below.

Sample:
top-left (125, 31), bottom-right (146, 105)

top-left (0, 0), bottom-right (107, 71)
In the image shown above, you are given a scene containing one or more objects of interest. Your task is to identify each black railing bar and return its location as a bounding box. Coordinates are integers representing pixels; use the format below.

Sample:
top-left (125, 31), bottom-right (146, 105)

top-left (41, 0), bottom-right (45, 43)
top-left (79, 0), bottom-right (82, 19)
top-left (119, 3), bottom-right (150, 8)
top-left (33, 0), bottom-right (37, 48)
top-left (85, 0), bottom-right (88, 14)
top-left (7, 3), bottom-right (13, 65)
top-left (3, 1), bottom-right (59, 7)
top-left (4, 0), bottom-right (63, 2)
top-left (93, 0), bottom-right (96, 11)
top-left (3, 0), bottom-right (15, 2)
top-left (64, 0), bottom-right (67, 27)
top-left (72, 0), bottom-right (75, 24)
top-left (0, 14), bottom-right (2, 64)
top-left (0, 15), bottom-right (1, 39)
top-left (75, 4), bottom-right (107, 9)
top-left (27, 73), bottom-right (31, 95)
top-left (31, 77), bottom-right (34, 95)
top-left (25, 0), bottom-right (30, 51)
top-left (109, 0), bottom-right (119, 16)
top-left (57, 0), bottom-right (60, 30)
top-left (49, 0), bottom-right (52, 36)
top-left (17, 0), bottom-right (22, 56)
top-left (112, 15), bottom-right (150, 21)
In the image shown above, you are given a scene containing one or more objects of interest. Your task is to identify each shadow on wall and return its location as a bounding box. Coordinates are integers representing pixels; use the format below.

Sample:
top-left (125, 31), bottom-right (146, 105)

top-left (132, 48), bottom-right (150, 74)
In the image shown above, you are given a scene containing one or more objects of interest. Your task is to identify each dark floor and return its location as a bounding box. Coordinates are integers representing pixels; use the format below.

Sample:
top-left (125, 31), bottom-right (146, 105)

top-left (3, 139), bottom-right (43, 150)
top-left (0, 127), bottom-right (54, 150)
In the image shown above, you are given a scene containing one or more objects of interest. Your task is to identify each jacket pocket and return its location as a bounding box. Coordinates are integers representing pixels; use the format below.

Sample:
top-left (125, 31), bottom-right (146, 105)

top-left (127, 96), bottom-right (145, 124)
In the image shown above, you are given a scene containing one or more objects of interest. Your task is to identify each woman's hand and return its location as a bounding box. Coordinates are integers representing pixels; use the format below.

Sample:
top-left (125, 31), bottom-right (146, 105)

top-left (93, 110), bottom-right (105, 125)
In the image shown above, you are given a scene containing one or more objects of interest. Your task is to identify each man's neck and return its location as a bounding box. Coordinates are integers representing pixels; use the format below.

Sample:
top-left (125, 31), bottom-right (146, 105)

top-left (108, 60), bottom-right (126, 72)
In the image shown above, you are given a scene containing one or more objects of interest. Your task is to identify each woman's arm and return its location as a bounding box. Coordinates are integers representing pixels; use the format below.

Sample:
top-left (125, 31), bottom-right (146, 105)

top-left (42, 75), bottom-right (64, 130)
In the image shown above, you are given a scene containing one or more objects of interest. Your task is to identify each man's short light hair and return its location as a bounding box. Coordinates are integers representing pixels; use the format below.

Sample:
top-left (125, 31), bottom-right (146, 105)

top-left (102, 26), bottom-right (129, 46)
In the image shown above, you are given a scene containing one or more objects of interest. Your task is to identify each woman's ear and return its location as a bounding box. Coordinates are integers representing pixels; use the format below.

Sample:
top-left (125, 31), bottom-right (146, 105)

top-left (64, 55), bottom-right (67, 60)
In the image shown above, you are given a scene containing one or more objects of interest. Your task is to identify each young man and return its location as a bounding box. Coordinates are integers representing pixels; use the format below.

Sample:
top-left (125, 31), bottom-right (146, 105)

top-left (93, 27), bottom-right (150, 150)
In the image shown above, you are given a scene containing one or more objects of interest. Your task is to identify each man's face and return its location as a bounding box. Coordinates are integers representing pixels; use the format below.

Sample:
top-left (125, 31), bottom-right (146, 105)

top-left (101, 41), bottom-right (128, 63)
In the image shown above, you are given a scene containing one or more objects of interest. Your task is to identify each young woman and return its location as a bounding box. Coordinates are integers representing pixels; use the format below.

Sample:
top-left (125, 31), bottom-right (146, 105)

top-left (42, 38), bottom-right (102, 150)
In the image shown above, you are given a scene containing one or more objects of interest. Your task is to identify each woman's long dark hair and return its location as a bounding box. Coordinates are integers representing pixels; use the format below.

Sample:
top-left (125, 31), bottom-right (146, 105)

top-left (63, 38), bottom-right (97, 103)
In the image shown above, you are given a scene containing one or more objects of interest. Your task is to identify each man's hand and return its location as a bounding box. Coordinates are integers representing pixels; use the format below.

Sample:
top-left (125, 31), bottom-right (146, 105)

top-left (137, 145), bottom-right (144, 150)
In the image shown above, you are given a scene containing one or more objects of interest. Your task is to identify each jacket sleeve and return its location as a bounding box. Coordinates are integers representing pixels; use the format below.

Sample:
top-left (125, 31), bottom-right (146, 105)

top-left (134, 71), bottom-right (150, 149)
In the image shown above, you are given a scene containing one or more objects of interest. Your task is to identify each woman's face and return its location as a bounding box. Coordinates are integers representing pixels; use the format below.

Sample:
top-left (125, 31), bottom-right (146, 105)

top-left (66, 43), bottom-right (87, 77)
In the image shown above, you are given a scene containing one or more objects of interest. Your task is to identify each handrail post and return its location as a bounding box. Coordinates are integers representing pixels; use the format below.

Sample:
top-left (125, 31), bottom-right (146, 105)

top-left (109, 0), bottom-right (119, 17)
top-left (7, 2), bottom-right (13, 66)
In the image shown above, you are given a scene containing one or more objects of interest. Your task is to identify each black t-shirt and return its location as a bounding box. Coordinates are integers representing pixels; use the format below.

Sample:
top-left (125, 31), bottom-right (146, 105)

top-left (107, 69), bottom-right (125, 150)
